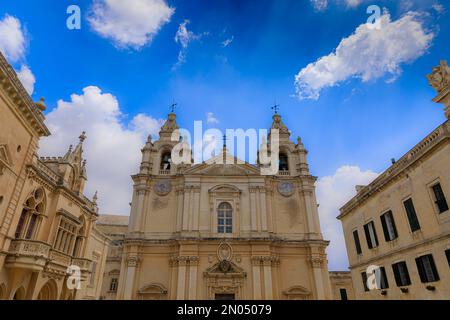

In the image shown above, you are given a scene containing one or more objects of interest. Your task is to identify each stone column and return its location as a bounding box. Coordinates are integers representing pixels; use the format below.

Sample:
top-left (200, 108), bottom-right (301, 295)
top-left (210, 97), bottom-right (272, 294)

top-left (310, 256), bottom-right (326, 300)
top-left (251, 257), bottom-right (262, 299)
top-left (249, 188), bottom-right (257, 231)
top-left (182, 189), bottom-right (190, 231)
top-left (262, 257), bottom-right (273, 299)
top-left (176, 257), bottom-right (188, 299)
top-left (123, 256), bottom-right (139, 300)
top-left (176, 187), bottom-right (184, 232)
top-left (259, 188), bottom-right (268, 231)
top-left (187, 257), bottom-right (199, 300)
top-left (300, 187), bottom-right (321, 237)
top-left (192, 187), bottom-right (200, 231)
top-left (131, 187), bottom-right (148, 232)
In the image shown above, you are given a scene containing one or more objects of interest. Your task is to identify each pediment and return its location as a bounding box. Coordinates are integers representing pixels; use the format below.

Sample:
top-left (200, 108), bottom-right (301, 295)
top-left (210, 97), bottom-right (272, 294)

top-left (282, 285), bottom-right (311, 296)
top-left (184, 163), bottom-right (260, 176)
top-left (204, 260), bottom-right (246, 277)
top-left (138, 283), bottom-right (168, 294)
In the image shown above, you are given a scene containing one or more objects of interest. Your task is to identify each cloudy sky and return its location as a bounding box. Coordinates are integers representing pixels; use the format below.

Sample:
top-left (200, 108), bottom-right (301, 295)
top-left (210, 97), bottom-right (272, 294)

top-left (0, 0), bottom-right (448, 270)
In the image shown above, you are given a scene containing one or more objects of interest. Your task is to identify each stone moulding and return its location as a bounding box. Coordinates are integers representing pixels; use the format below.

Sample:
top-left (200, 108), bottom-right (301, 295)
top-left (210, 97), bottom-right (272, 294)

top-left (339, 121), bottom-right (449, 218)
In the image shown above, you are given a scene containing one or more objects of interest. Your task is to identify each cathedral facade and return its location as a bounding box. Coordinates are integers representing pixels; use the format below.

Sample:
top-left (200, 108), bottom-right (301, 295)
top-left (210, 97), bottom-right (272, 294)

top-left (116, 111), bottom-right (333, 300)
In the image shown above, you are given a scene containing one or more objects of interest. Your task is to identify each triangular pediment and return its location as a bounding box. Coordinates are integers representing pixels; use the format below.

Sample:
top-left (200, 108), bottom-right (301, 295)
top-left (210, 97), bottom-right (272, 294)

top-left (183, 149), bottom-right (260, 176)
top-left (183, 163), bottom-right (260, 176)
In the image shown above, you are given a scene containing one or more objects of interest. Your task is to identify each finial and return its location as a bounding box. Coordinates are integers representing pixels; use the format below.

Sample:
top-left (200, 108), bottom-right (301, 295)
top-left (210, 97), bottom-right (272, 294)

top-left (147, 135), bottom-right (152, 143)
top-left (68, 144), bottom-right (73, 152)
top-left (297, 136), bottom-right (302, 145)
top-left (82, 159), bottom-right (87, 167)
top-left (79, 131), bottom-right (86, 143)
top-left (93, 191), bottom-right (98, 204)
top-left (35, 97), bottom-right (46, 111)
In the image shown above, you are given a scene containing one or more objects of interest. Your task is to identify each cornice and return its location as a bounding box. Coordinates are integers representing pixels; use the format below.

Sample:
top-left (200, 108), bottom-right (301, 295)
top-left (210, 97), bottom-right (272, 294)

top-left (0, 52), bottom-right (50, 137)
top-left (339, 121), bottom-right (450, 219)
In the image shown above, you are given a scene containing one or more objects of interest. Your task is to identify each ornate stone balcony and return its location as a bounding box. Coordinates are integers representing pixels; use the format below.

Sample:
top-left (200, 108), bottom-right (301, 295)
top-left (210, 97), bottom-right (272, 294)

top-left (45, 249), bottom-right (73, 276)
top-left (72, 257), bottom-right (93, 280)
top-left (5, 239), bottom-right (51, 271)
top-left (278, 170), bottom-right (290, 176)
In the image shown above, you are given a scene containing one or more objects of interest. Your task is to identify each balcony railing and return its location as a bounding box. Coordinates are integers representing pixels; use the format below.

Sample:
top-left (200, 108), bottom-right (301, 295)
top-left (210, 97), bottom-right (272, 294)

top-left (48, 249), bottom-right (72, 267)
top-left (159, 169), bottom-right (171, 175)
top-left (8, 239), bottom-right (51, 258)
top-left (72, 257), bottom-right (93, 272)
top-left (6, 239), bottom-right (51, 271)
top-left (278, 170), bottom-right (290, 176)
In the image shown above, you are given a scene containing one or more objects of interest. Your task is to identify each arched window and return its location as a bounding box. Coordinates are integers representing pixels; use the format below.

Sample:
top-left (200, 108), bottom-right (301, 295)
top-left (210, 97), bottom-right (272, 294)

top-left (279, 153), bottom-right (289, 172)
top-left (217, 202), bottom-right (232, 234)
top-left (15, 188), bottom-right (45, 239)
top-left (160, 151), bottom-right (172, 170)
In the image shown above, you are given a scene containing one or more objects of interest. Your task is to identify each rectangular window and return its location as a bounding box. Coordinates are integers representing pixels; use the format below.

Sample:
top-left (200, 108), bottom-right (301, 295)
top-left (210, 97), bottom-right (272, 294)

top-left (363, 221), bottom-right (379, 249)
top-left (361, 272), bottom-right (369, 292)
top-left (432, 183), bottom-right (449, 213)
top-left (353, 230), bottom-right (362, 255)
top-left (377, 266), bottom-right (389, 289)
top-left (403, 198), bottom-right (421, 232)
top-left (392, 261), bottom-right (411, 287)
top-left (110, 278), bottom-right (118, 292)
top-left (339, 288), bottom-right (348, 300)
top-left (445, 249), bottom-right (450, 267)
top-left (416, 254), bottom-right (440, 283)
top-left (380, 211), bottom-right (398, 241)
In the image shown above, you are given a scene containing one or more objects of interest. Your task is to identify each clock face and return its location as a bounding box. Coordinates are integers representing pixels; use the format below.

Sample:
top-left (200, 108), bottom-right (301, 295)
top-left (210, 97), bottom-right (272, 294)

top-left (154, 180), bottom-right (172, 196)
top-left (277, 181), bottom-right (295, 197)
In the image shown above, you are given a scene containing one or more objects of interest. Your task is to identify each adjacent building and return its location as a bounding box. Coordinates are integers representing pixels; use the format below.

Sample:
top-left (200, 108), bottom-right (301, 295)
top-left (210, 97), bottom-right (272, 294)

top-left (96, 214), bottom-right (129, 300)
top-left (0, 52), bottom-right (110, 300)
top-left (338, 61), bottom-right (450, 300)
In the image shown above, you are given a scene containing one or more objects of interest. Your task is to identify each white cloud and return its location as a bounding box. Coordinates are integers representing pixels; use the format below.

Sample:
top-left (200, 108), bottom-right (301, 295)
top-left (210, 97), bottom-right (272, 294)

top-left (88, 0), bottom-right (174, 50)
top-left (310, 0), bottom-right (328, 11)
top-left (222, 36), bottom-right (234, 47)
top-left (39, 86), bottom-right (163, 215)
top-left (345, 0), bottom-right (362, 8)
top-left (432, 3), bottom-right (445, 13)
top-left (316, 166), bottom-right (379, 270)
top-left (206, 112), bottom-right (219, 124)
top-left (295, 11), bottom-right (434, 100)
top-left (173, 19), bottom-right (203, 69)
top-left (0, 14), bottom-right (26, 63)
top-left (16, 65), bottom-right (35, 95)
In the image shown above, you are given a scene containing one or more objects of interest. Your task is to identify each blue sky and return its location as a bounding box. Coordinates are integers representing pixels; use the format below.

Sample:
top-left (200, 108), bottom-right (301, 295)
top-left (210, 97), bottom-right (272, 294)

top-left (0, 0), bottom-right (448, 270)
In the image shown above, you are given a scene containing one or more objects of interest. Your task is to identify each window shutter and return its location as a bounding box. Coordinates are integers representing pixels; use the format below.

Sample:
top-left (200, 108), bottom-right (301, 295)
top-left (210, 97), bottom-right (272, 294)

top-left (380, 214), bottom-right (390, 241)
top-left (404, 199), bottom-right (420, 231)
top-left (361, 272), bottom-right (369, 292)
top-left (389, 211), bottom-right (398, 239)
top-left (353, 230), bottom-right (362, 255)
top-left (372, 222), bottom-right (379, 247)
top-left (428, 255), bottom-right (440, 281)
top-left (364, 224), bottom-right (372, 249)
top-left (415, 257), bottom-right (427, 283)
top-left (380, 267), bottom-right (389, 289)
top-left (392, 263), bottom-right (402, 287)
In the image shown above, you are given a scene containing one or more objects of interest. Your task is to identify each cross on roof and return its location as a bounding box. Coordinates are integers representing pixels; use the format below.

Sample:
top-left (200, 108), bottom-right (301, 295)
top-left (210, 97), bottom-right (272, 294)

top-left (170, 100), bottom-right (178, 113)
top-left (271, 103), bottom-right (280, 114)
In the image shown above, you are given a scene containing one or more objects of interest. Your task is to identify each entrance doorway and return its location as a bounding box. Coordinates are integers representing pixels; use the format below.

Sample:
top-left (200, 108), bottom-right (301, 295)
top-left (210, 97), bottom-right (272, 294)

top-left (215, 293), bottom-right (235, 300)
